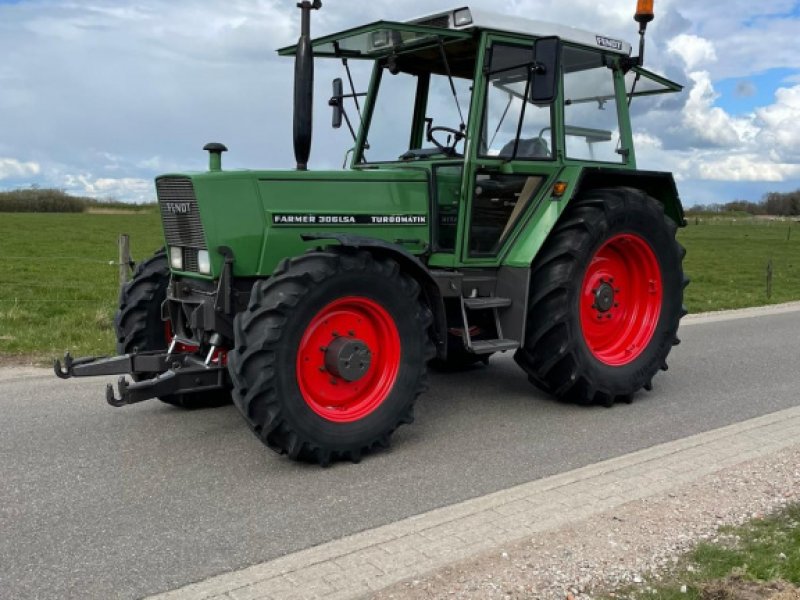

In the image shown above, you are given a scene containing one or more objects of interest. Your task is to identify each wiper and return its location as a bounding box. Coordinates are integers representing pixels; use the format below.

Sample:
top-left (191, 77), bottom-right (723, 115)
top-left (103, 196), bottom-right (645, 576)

top-left (488, 93), bottom-right (513, 149)
top-left (437, 39), bottom-right (466, 133)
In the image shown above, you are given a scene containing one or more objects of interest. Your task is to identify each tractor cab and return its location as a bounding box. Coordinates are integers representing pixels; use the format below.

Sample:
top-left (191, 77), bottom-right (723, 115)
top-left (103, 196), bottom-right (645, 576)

top-left (279, 7), bottom-right (682, 263)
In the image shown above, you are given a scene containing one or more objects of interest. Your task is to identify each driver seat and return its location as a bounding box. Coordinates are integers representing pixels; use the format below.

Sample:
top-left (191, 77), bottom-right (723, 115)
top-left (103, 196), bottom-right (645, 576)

top-left (498, 137), bottom-right (549, 159)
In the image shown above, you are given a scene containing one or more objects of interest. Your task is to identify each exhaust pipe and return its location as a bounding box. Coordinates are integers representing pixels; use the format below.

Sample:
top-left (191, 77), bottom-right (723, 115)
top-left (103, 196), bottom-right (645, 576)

top-left (294, 1), bottom-right (322, 171)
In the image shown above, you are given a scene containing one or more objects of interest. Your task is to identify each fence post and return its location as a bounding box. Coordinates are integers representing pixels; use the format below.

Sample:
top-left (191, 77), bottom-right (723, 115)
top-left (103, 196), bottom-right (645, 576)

top-left (766, 259), bottom-right (773, 300)
top-left (119, 234), bottom-right (131, 288)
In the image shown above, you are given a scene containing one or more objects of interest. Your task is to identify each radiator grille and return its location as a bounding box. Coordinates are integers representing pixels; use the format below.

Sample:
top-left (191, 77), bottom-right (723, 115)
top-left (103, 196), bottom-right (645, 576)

top-left (156, 177), bottom-right (207, 250)
top-left (182, 248), bottom-right (199, 272)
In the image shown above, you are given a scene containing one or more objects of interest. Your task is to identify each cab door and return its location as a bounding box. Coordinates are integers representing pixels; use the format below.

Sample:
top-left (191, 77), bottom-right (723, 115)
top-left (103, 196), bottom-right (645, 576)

top-left (459, 39), bottom-right (562, 264)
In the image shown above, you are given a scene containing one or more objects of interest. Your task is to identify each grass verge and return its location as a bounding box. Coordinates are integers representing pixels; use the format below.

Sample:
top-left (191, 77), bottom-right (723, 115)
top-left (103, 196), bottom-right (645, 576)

top-left (607, 503), bottom-right (800, 599)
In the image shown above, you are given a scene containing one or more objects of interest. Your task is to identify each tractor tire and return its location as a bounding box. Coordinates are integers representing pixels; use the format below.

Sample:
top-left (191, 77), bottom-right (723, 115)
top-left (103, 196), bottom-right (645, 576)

top-left (228, 249), bottom-right (434, 465)
top-left (114, 248), bottom-right (230, 409)
top-left (514, 187), bottom-right (687, 406)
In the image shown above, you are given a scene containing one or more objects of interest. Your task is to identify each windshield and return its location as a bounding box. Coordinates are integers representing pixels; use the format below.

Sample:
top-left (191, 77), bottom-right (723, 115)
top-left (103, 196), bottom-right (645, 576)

top-left (358, 40), bottom-right (476, 164)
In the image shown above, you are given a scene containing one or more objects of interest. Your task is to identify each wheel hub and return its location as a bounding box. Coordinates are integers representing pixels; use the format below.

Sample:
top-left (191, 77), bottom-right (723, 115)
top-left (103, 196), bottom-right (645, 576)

top-left (324, 337), bottom-right (372, 382)
top-left (593, 280), bottom-right (615, 313)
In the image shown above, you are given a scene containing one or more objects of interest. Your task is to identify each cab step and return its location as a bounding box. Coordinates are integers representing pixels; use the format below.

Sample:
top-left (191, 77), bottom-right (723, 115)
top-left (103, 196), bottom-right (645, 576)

top-left (463, 296), bottom-right (512, 310)
top-left (470, 339), bottom-right (520, 354)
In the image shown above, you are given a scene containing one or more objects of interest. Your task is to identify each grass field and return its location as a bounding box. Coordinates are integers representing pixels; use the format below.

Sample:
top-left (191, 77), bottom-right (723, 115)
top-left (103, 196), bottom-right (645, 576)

top-left (682, 217), bottom-right (800, 312)
top-left (0, 212), bottom-right (163, 360)
top-left (0, 213), bottom-right (799, 361)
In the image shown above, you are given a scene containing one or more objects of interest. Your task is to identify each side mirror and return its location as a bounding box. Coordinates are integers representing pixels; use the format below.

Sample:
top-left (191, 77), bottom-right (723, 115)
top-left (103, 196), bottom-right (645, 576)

top-left (330, 77), bottom-right (343, 129)
top-left (530, 37), bottom-right (561, 104)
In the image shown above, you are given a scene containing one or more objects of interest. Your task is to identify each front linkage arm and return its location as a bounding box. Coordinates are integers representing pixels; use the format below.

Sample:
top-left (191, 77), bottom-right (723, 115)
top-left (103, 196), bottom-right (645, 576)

top-left (54, 351), bottom-right (228, 407)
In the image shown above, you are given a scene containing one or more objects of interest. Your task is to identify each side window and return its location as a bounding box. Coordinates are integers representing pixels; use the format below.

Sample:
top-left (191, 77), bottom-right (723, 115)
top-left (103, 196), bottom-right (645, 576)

top-left (562, 47), bottom-right (623, 163)
top-left (480, 44), bottom-right (553, 160)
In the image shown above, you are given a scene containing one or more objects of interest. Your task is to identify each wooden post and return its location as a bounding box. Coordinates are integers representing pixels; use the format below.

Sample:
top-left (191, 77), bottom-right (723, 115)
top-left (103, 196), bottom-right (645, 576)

top-left (119, 234), bottom-right (131, 289)
top-left (766, 259), bottom-right (773, 300)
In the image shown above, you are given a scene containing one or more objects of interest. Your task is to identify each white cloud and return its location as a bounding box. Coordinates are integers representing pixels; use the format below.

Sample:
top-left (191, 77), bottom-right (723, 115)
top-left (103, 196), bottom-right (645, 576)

top-left (696, 155), bottom-right (800, 182)
top-left (63, 173), bottom-right (153, 202)
top-left (632, 132), bottom-right (663, 150)
top-left (681, 71), bottom-right (759, 147)
top-left (755, 85), bottom-right (800, 162)
top-left (0, 158), bottom-right (40, 180)
top-left (667, 34), bottom-right (717, 71)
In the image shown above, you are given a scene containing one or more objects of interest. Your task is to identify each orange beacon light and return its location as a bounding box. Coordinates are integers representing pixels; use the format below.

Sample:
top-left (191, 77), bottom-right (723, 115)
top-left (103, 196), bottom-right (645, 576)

top-left (635, 0), bottom-right (655, 24)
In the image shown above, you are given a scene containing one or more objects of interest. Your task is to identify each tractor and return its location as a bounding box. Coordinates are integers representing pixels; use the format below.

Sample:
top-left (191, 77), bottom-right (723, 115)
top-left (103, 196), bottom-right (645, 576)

top-left (55, 1), bottom-right (688, 465)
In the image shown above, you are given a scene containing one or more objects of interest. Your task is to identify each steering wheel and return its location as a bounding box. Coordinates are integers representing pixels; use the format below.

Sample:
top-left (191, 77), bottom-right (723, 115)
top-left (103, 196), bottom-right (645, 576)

top-left (427, 124), bottom-right (465, 156)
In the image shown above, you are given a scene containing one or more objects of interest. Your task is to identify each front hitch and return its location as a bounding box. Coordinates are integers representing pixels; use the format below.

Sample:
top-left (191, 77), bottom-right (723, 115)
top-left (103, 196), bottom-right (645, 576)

top-left (54, 351), bottom-right (228, 407)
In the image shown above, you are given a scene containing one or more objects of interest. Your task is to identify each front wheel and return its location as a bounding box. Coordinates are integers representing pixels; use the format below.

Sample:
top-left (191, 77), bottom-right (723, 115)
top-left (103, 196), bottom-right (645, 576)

top-left (228, 249), bottom-right (434, 465)
top-left (514, 188), bottom-right (687, 406)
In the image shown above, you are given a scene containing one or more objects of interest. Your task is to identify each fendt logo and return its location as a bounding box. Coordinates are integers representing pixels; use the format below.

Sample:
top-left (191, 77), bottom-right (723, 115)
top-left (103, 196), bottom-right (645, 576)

top-left (596, 36), bottom-right (623, 51)
top-left (164, 202), bottom-right (192, 215)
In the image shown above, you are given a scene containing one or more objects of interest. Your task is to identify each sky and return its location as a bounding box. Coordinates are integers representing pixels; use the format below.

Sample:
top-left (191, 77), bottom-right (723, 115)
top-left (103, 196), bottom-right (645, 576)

top-left (0, 0), bottom-right (798, 206)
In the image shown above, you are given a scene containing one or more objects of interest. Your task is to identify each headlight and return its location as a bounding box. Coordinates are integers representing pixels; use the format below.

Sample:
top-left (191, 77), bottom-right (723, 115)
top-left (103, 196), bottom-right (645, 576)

top-left (453, 8), bottom-right (473, 27)
top-left (197, 249), bottom-right (211, 275)
top-left (370, 30), bottom-right (390, 49)
top-left (169, 246), bottom-right (183, 270)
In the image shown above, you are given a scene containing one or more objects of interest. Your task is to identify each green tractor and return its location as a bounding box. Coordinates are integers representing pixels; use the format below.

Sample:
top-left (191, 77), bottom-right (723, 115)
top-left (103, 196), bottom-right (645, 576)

top-left (56, 1), bottom-right (687, 465)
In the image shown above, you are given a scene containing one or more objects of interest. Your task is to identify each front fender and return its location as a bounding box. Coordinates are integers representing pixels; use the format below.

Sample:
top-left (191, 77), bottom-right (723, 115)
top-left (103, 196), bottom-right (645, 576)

top-left (302, 233), bottom-right (447, 359)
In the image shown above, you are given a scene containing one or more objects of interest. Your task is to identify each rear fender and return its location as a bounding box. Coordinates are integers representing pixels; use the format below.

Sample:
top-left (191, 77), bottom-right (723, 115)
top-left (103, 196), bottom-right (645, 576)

top-left (576, 167), bottom-right (686, 226)
top-left (503, 166), bottom-right (685, 269)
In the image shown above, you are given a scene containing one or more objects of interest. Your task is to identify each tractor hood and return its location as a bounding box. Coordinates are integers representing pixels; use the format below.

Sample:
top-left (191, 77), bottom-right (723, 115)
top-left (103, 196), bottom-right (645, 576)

top-left (155, 168), bottom-right (431, 280)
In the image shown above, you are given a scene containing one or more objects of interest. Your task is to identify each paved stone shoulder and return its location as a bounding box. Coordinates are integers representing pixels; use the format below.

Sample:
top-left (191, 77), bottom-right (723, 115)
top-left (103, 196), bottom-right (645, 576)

top-left (148, 404), bottom-right (800, 600)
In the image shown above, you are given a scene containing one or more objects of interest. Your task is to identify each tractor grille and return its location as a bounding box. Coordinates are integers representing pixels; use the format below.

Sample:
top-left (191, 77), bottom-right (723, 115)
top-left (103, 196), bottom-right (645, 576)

top-left (182, 248), bottom-right (200, 272)
top-left (156, 177), bottom-right (207, 250)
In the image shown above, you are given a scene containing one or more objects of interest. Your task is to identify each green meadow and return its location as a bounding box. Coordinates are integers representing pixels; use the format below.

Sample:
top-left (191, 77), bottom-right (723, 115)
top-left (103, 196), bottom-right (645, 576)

top-left (0, 212), bottom-right (798, 361)
top-left (0, 211), bottom-right (163, 360)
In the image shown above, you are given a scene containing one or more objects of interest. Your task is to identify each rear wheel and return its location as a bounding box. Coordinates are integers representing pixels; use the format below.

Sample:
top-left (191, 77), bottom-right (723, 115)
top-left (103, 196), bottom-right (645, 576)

top-left (514, 188), bottom-right (687, 406)
top-left (114, 249), bottom-right (230, 409)
top-left (228, 249), bottom-right (434, 465)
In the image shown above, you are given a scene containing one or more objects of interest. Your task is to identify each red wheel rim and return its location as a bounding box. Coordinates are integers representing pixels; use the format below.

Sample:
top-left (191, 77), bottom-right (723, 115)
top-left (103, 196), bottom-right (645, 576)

top-left (296, 296), bottom-right (400, 423)
top-left (579, 233), bottom-right (662, 366)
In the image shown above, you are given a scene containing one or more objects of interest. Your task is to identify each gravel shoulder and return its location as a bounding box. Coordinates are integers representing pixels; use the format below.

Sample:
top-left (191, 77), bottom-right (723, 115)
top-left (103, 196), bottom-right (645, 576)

top-left (372, 445), bottom-right (800, 600)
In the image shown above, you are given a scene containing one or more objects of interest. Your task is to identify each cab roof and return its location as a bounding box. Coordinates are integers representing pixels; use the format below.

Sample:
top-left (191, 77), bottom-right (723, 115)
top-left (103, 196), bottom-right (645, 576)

top-left (278, 6), bottom-right (633, 59)
top-left (409, 7), bottom-right (632, 56)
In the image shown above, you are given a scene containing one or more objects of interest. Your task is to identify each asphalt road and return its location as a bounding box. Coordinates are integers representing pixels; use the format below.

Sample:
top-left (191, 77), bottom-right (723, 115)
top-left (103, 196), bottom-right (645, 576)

top-left (2, 307), bottom-right (799, 600)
